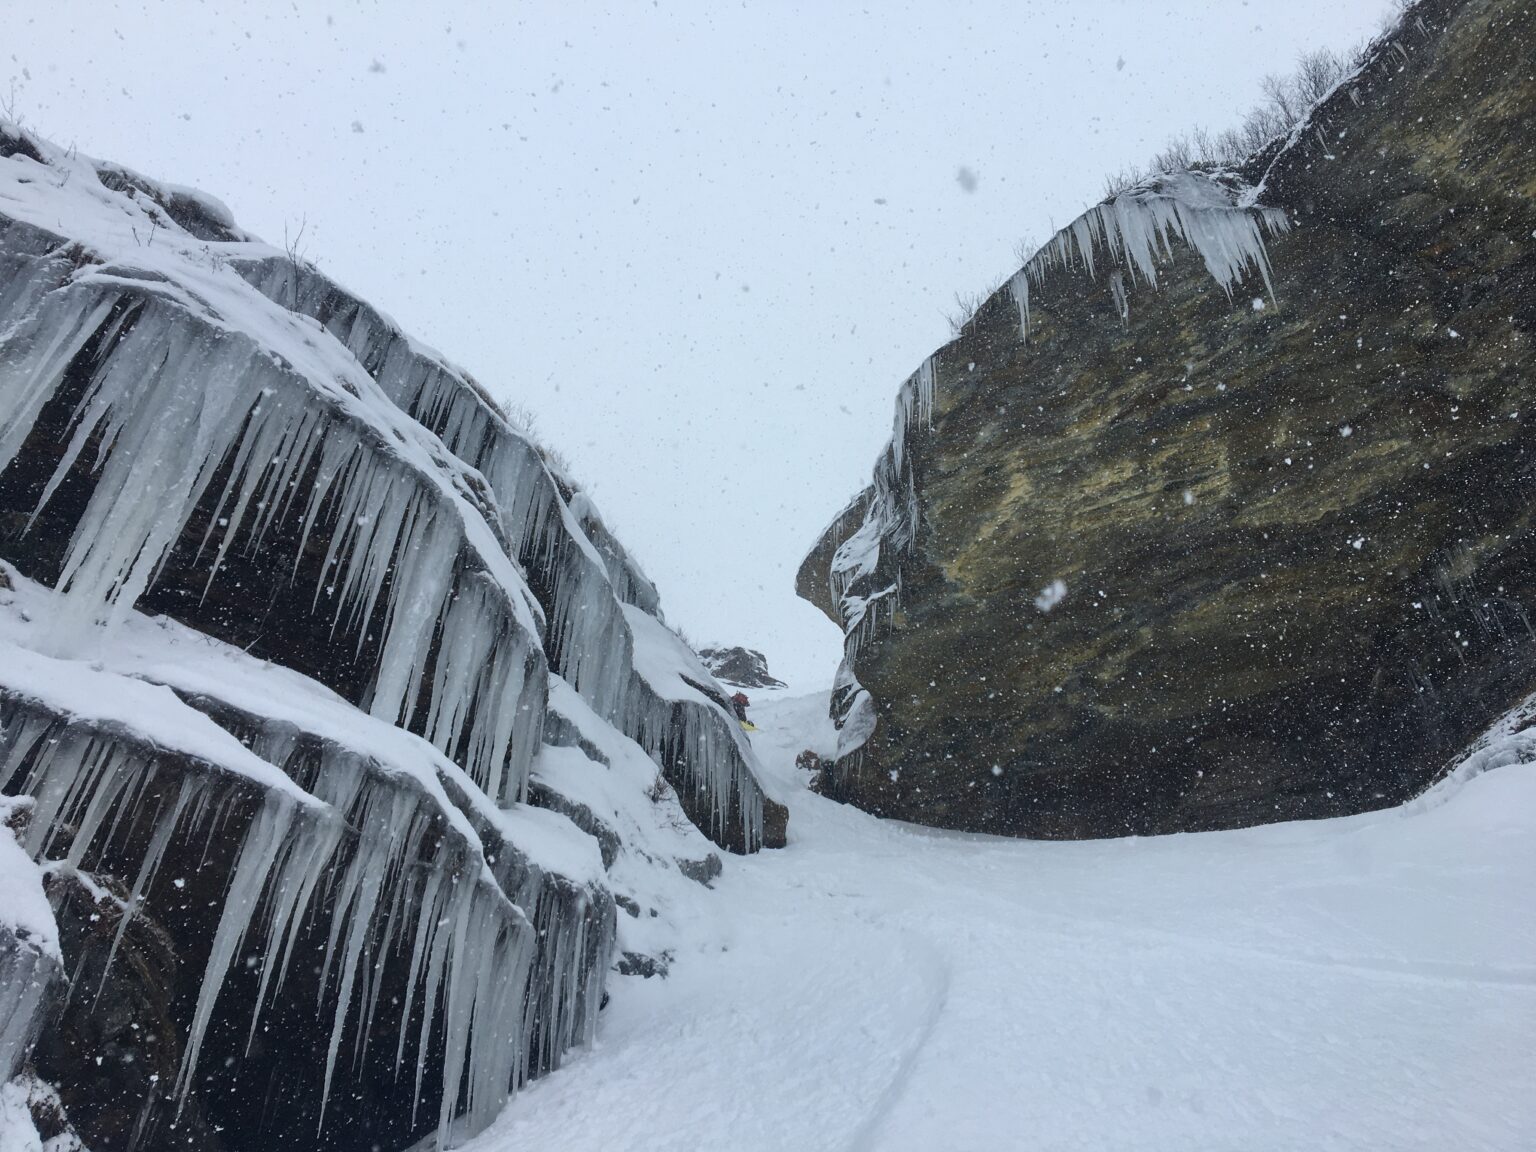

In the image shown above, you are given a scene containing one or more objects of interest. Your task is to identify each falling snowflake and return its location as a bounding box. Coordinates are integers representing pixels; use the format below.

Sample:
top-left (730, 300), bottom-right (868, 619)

top-left (1034, 579), bottom-right (1068, 612)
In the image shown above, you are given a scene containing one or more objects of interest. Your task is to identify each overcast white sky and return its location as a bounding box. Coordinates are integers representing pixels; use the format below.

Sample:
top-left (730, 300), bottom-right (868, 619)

top-left (7, 1), bottom-right (1389, 687)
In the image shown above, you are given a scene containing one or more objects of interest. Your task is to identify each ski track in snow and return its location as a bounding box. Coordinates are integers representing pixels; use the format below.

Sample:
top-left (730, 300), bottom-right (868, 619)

top-left (464, 690), bottom-right (1536, 1152)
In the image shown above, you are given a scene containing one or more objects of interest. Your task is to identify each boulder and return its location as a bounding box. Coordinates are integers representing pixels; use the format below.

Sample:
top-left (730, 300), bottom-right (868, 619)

top-left (697, 646), bottom-right (787, 689)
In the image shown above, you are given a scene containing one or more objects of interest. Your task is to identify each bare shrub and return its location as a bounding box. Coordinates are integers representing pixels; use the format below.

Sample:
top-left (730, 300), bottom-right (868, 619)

top-left (1131, 38), bottom-right (1360, 179)
top-left (283, 215), bottom-right (309, 309)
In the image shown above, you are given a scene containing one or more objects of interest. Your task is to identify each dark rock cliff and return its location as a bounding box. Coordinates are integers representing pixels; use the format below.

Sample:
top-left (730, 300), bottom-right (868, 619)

top-left (698, 646), bottom-right (787, 689)
top-left (799, 0), bottom-right (1536, 838)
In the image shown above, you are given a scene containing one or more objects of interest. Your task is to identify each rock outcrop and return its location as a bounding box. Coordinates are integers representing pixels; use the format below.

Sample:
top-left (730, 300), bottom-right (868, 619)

top-left (697, 646), bottom-right (787, 689)
top-left (799, 0), bottom-right (1536, 838)
top-left (0, 124), bottom-right (783, 1152)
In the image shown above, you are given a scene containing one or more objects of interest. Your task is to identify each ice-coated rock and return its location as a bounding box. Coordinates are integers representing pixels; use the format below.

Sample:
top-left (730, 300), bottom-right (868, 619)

top-left (0, 121), bottom-right (779, 1152)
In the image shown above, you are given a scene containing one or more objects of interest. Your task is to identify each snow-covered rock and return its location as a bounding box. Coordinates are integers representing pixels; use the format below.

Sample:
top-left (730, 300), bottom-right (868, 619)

top-left (0, 121), bottom-right (779, 1152)
top-left (697, 646), bottom-right (787, 690)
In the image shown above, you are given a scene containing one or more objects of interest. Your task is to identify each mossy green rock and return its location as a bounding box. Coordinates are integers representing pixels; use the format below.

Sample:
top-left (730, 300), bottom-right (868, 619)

top-left (799, 0), bottom-right (1536, 838)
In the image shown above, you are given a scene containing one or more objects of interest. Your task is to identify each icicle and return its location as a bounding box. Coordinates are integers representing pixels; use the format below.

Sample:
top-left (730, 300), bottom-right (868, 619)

top-left (0, 683), bottom-right (616, 1151)
top-left (1, 151), bottom-right (746, 1147)
top-left (0, 283), bottom-right (548, 801)
top-left (95, 775), bottom-right (202, 1003)
top-left (914, 356), bottom-right (935, 430)
top-left (1008, 269), bottom-right (1030, 342)
top-left (227, 248), bottom-right (770, 854)
top-left (174, 791), bottom-right (298, 1105)
top-left (0, 936), bottom-right (58, 1081)
top-left (1004, 171), bottom-right (1290, 344)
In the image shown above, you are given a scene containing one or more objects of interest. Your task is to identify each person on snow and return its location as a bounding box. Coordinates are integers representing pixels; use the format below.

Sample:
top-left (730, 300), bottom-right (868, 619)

top-left (731, 692), bottom-right (750, 724)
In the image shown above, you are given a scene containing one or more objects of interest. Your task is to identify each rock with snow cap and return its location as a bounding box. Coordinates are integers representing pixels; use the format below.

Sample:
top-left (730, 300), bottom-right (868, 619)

top-left (697, 646), bottom-right (788, 690)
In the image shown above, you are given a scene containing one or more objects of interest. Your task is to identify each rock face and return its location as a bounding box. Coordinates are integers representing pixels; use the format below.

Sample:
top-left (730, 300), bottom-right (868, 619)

top-left (698, 646), bottom-right (787, 689)
top-left (0, 124), bottom-right (782, 1151)
top-left (799, 0), bottom-right (1536, 838)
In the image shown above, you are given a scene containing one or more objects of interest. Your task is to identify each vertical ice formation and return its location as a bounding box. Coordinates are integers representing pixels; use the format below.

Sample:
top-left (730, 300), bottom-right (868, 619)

top-left (0, 926), bottom-right (55, 1084)
top-left (534, 676), bottom-right (737, 976)
top-left (566, 491), bottom-right (664, 617)
top-left (0, 240), bottom-right (546, 808)
top-left (230, 252), bottom-right (770, 851)
top-left (825, 658), bottom-right (878, 789)
top-left (0, 122), bottom-right (764, 1152)
top-left (190, 701), bottom-right (613, 1142)
top-left (0, 562), bottom-right (618, 1148)
top-left (821, 353), bottom-right (935, 670)
top-left (1109, 270), bottom-right (1129, 325)
top-left (0, 799), bottom-right (59, 1083)
top-left (1007, 171), bottom-right (1289, 343)
top-left (0, 672), bottom-right (612, 1150)
top-left (1, 129), bottom-right (769, 852)
top-left (619, 604), bottom-right (769, 853)
top-left (438, 791), bottom-right (611, 1083)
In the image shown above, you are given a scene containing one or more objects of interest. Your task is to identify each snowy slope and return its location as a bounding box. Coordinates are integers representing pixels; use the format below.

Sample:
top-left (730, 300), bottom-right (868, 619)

top-left (464, 689), bottom-right (1536, 1152)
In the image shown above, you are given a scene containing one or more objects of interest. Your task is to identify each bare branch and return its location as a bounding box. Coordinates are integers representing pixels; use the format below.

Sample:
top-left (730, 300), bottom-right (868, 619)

top-left (283, 215), bottom-right (309, 309)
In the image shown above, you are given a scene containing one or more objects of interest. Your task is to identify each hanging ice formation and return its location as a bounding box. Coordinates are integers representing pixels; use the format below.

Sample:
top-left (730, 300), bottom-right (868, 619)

top-left (824, 354), bottom-right (934, 660)
top-left (1006, 171), bottom-right (1290, 344)
top-left (231, 248), bottom-right (772, 854)
top-left (0, 645), bottom-right (611, 1148)
top-left (0, 797), bottom-right (59, 1084)
top-left (0, 120), bottom-right (778, 1152)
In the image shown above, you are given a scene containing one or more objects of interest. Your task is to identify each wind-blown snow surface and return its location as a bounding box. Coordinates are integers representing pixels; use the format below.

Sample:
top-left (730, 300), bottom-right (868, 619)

top-left (465, 690), bottom-right (1536, 1152)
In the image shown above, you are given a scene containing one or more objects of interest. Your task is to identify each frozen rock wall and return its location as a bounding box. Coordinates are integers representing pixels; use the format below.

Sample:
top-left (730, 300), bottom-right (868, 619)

top-left (0, 123), bottom-right (780, 1152)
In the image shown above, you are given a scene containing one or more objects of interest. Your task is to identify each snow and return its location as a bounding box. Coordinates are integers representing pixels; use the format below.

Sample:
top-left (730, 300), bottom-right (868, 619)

top-left (1033, 578), bottom-right (1069, 612)
top-left (0, 1079), bottom-right (44, 1152)
top-left (0, 805), bottom-right (58, 963)
top-left (538, 675), bottom-right (731, 962)
top-left (0, 637), bottom-right (315, 805)
top-left (462, 690), bottom-right (1536, 1152)
top-left (0, 1075), bottom-right (79, 1152)
top-left (622, 603), bottom-right (733, 711)
top-left (484, 795), bottom-right (608, 891)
